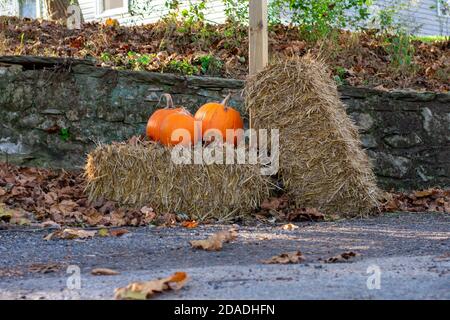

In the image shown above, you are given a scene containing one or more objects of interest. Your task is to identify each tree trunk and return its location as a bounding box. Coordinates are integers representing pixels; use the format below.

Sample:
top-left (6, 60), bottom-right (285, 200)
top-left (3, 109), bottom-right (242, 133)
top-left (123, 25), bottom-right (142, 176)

top-left (44, 0), bottom-right (83, 22)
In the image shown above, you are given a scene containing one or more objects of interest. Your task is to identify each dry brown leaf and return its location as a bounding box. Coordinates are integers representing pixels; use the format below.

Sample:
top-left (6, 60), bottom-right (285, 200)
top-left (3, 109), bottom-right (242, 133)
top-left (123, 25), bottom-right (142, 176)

top-left (0, 187), bottom-right (6, 196)
top-left (114, 272), bottom-right (188, 300)
top-left (29, 263), bottom-right (61, 274)
top-left (324, 251), bottom-right (360, 263)
top-left (44, 228), bottom-right (97, 240)
top-left (91, 268), bottom-right (120, 276)
top-left (281, 223), bottom-right (298, 230)
top-left (0, 268), bottom-right (24, 277)
top-left (110, 228), bottom-right (129, 237)
top-left (39, 220), bottom-right (61, 229)
top-left (190, 229), bottom-right (237, 251)
top-left (57, 200), bottom-right (79, 214)
top-left (261, 196), bottom-right (288, 211)
top-left (43, 192), bottom-right (57, 205)
top-left (262, 251), bottom-right (304, 264)
top-left (140, 206), bottom-right (154, 214)
top-left (383, 188), bottom-right (450, 213)
top-left (84, 208), bottom-right (104, 225)
top-left (414, 189), bottom-right (434, 198)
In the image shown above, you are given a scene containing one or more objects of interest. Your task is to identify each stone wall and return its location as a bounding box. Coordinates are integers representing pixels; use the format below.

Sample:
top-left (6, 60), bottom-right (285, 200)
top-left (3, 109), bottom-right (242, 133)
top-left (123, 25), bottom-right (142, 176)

top-left (0, 56), bottom-right (449, 190)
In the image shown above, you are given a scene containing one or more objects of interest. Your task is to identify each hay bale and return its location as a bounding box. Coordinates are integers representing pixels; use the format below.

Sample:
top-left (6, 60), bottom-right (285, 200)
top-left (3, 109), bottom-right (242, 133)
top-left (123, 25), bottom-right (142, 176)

top-left (84, 140), bottom-right (272, 221)
top-left (245, 56), bottom-right (381, 216)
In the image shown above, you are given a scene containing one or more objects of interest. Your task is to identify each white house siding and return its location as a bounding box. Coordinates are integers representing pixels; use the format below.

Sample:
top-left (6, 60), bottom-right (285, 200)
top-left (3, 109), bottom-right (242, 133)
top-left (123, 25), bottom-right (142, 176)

top-left (77, 0), bottom-right (227, 25)
top-left (373, 0), bottom-right (449, 36)
top-left (78, 0), bottom-right (97, 21)
top-left (0, 0), bottom-right (19, 16)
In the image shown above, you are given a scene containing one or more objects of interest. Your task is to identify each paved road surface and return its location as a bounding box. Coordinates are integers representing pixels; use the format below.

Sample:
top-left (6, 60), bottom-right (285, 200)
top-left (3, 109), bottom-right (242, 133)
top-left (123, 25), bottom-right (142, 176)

top-left (0, 212), bottom-right (449, 299)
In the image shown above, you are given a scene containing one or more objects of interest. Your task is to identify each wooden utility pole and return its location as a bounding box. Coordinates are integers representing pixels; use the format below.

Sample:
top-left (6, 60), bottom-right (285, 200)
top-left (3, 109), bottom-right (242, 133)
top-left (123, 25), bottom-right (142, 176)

top-left (248, 0), bottom-right (268, 131)
top-left (249, 0), bottom-right (268, 76)
top-left (44, 0), bottom-right (71, 20)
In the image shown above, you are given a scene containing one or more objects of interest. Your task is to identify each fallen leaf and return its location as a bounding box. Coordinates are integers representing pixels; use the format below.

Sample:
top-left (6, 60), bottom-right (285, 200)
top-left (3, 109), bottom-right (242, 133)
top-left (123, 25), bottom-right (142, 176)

top-left (29, 263), bottom-right (61, 274)
top-left (0, 187), bottom-right (6, 196)
top-left (157, 212), bottom-right (177, 226)
top-left (140, 206), bottom-right (154, 214)
top-left (104, 18), bottom-right (119, 27)
top-left (43, 192), bottom-right (57, 205)
top-left (84, 208), bottom-right (104, 225)
top-left (324, 251), bottom-right (360, 263)
top-left (261, 196), bottom-right (288, 211)
top-left (182, 220), bottom-right (199, 228)
top-left (44, 228), bottom-right (97, 240)
top-left (110, 210), bottom-right (128, 226)
top-left (97, 228), bottom-right (110, 237)
top-left (414, 189), bottom-right (433, 198)
top-left (281, 223), bottom-right (298, 231)
top-left (0, 268), bottom-right (24, 277)
top-left (190, 229), bottom-right (237, 251)
top-left (110, 228), bottom-right (129, 237)
top-left (39, 220), bottom-right (61, 229)
top-left (114, 272), bottom-right (188, 300)
top-left (263, 251), bottom-right (304, 264)
top-left (0, 204), bottom-right (32, 225)
top-left (0, 203), bottom-right (13, 221)
top-left (57, 200), bottom-right (79, 214)
top-left (44, 124), bottom-right (60, 134)
top-left (91, 268), bottom-right (120, 276)
top-left (10, 215), bottom-right (31, 226)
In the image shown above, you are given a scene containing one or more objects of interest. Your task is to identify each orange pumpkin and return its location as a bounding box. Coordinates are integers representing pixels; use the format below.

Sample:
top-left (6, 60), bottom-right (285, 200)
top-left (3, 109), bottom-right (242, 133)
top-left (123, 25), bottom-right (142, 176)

top-left (146, 94), bottom-right (186, 142)
top-left (159, 112), bottom-right (200, 146)
top-left (194, 94), bottom-right (244, 145)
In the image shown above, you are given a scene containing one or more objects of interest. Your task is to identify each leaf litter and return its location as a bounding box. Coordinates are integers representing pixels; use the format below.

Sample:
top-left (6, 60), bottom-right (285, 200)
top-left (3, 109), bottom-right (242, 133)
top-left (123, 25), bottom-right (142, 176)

top-left (0, 16), bottom-right (448, 92)
top-left (91, 268), bottom-right (120, 276)
top-left (1, 163), bottom-right (447, 229)
top-left (190, 229), bottom-right (238, 251)
top-left (323, 251), bottom-right (360, 263)
top-left (114, 272), bottom-right (189, 300)
top-left (262, 251), bottom-right (305, 264)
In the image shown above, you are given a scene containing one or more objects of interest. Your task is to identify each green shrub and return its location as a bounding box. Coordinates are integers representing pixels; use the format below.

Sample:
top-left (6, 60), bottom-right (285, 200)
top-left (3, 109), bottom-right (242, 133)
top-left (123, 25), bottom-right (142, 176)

top-left (223, 0), bottom-right (371, 40)
top-left (195, 54), bottom-right (223, 75)
top-left (166, 59), bottom-right (199, 75)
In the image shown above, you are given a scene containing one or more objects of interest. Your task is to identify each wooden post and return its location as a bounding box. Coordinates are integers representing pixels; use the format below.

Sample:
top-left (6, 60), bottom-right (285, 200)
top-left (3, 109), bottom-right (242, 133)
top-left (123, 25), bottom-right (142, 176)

top-left (248, 0), bottom-right (268, 131)
top-left (249, 0), bottom-right (268, 76)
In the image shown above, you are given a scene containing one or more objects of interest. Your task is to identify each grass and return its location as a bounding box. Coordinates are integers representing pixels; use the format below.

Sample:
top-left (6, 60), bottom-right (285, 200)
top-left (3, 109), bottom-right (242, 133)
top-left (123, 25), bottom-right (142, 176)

top-left (411, 35), bottom-right (449, 43)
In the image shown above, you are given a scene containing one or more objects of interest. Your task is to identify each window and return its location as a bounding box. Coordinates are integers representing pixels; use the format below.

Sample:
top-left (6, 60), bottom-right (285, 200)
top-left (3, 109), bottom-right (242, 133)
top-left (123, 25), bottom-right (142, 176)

top-left (437, 0), bottom-right (450, 17)
top-left (20, 0), bottom-right (37, 18)
top-left (0, 0), bottom-right (42, 18)
top-left (97, 0), bottom-right (128, 17)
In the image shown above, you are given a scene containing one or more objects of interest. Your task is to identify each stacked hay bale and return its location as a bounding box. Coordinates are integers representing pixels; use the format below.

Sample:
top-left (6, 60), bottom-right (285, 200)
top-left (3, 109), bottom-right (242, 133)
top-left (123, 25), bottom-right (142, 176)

top-left (245, 56), bottom-right (381, 216)
top-left (85, 140), bottom-right (271, 221)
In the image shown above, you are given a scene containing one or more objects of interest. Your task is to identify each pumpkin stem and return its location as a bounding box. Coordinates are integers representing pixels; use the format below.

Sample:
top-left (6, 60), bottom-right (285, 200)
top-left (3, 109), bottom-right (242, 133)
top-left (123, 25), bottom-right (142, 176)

top-left (160, 93), bottom-right (175, 109)
top-left (221, 93), bottom-right (232, 109)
